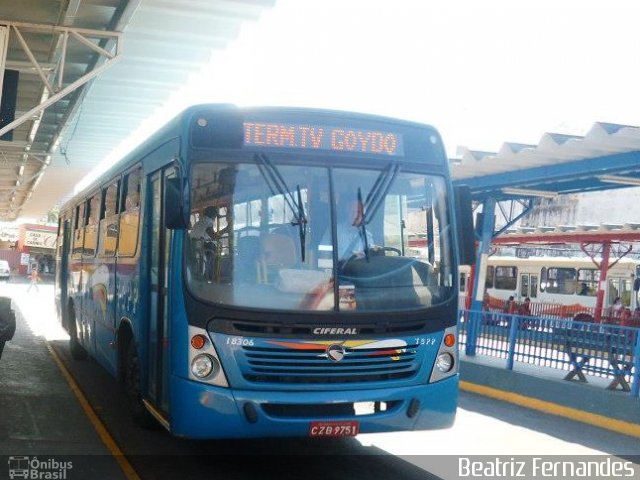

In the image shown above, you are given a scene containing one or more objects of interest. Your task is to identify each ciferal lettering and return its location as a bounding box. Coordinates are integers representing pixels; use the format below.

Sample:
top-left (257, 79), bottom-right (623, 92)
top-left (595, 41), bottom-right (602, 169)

top-left (313, 327), bottom-right (358, 335)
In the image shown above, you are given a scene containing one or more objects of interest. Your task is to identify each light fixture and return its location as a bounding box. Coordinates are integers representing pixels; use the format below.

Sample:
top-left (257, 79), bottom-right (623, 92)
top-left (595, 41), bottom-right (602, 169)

top-left (598, 174), bottom-right (640, 186)
top-left (501, 187), bottom-right (557, 199)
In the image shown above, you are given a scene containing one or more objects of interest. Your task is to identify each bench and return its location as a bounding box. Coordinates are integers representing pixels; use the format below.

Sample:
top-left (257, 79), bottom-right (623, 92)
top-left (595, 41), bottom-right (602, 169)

top-left (554, 326), bottom-right (635, 392)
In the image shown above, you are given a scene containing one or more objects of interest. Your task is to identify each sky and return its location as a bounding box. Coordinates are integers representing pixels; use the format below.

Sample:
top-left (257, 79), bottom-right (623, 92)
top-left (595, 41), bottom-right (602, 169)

top-left (76, 0), bottom-right (640, 191)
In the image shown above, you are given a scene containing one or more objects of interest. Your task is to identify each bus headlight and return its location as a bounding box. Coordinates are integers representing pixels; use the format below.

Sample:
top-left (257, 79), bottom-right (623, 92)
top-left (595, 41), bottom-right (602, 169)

top-left (191, 354), bottom-right (218, 379)
top-left (429, 325), bottom-right (458, 383)
top-left (435, 353), bottom-right (454, 373)
top-left (188, 325), bottom-right (229, 387)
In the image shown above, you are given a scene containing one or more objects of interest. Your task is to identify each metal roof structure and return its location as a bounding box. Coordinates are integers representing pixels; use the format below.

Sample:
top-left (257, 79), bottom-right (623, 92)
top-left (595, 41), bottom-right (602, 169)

top-left (0, 0), bottom-right (275, 221)
top-left (491, 223), bottom-right (640, 245)
top-left (455, 122), bottom-right (640, 314)
top-left (452, 122), bottom-right (640, 201)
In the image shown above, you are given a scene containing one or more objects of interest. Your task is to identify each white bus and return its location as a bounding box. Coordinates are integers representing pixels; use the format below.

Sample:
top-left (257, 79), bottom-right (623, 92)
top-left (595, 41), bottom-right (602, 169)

top-left (460, 255), bottom-right (640, 322)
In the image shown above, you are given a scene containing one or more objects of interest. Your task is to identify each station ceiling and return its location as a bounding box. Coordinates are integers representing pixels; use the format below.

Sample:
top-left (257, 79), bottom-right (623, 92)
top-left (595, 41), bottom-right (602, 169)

top-left (0, 0), bottom-right (275, 221)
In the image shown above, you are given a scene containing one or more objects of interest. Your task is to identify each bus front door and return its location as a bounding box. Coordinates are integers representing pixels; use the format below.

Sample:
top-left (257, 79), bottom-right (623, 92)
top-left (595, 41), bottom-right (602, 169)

top-left (519, 274), bottom-right (538, 299)
top-left (520, 274), bottom-right (530, 300)
top-left (147, 168), bottom-right (173, 415)
top-left (58, 220), bottom-right (71, 324)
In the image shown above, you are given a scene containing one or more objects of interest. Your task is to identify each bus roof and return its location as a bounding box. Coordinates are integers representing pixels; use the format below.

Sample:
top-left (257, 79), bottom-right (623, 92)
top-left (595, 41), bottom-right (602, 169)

top-left (62, 104), bottom-right (445, 209)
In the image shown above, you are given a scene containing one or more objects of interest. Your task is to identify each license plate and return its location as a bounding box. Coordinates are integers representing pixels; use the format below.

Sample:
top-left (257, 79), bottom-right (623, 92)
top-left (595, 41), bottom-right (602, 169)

top-left (309, 421), bottom-right (359, 437)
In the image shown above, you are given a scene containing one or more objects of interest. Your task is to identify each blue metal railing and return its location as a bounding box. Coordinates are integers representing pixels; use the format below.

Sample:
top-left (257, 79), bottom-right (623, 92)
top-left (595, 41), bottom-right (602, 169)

top-left (459, 309), bottom-right (640, 397)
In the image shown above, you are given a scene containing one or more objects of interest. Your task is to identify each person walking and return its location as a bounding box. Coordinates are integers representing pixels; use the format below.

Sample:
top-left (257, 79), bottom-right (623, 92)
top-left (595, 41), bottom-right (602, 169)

top-left (27, 267), bottom-right (40, 293)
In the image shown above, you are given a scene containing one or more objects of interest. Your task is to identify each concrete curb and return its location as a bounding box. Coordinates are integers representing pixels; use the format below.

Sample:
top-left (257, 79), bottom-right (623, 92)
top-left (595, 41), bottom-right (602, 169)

top-left (459, 359), bottom-right (640, 438)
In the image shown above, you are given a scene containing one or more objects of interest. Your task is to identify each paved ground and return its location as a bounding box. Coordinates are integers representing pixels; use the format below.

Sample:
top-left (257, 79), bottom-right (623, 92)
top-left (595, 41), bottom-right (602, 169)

top-left (0, 278), bottom-right (126, 479)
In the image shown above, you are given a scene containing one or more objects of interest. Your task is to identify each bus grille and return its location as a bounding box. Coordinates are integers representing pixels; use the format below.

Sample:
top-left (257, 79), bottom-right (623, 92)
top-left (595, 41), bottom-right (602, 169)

top-left (239, 343), bottom-right (420, 384)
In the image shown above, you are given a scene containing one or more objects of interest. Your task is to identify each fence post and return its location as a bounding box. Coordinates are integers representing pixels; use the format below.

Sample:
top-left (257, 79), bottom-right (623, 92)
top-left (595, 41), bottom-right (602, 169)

top-left (631, 329), bottom-right (640, 398)
top-left (466, 198), bottom-right (496, 357)
top-left (506, 314), bottom-right (519, 370)
top-left (465, 310), bottom-right (480, 356)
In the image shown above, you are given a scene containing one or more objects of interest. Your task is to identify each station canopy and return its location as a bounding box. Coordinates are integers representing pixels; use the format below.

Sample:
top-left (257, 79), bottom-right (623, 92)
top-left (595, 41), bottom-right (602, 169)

top-left (452, 122), bottom-right (640, 202)
top-left (0, 0), bottom-right (275, 221)
top-left (453, 123), bottom-right (640, 312)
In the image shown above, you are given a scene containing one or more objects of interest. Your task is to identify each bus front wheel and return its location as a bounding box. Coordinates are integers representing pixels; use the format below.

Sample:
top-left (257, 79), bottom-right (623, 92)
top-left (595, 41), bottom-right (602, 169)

top-left (125, 342), bottom-right (156, 428)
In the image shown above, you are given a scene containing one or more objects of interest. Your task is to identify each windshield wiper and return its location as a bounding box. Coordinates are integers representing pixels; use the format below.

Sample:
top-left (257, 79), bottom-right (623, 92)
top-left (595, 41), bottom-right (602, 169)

top-left (339, 164), bottom-right (400, 266)
top-left (349, 164), bottom-right (400, 262)
top-left (355, 187), bottom-right (370, 262)
top-left (295, 184), bottom-right (307, 262)
top-left (254, 153), bottom-right (307, 262)
top-left (363, 163), bottom-right (400, 223)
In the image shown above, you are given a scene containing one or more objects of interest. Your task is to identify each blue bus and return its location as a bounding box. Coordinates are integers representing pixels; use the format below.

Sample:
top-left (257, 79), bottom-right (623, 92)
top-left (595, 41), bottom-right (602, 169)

top-left (55, 104), bottom-right (474, 438)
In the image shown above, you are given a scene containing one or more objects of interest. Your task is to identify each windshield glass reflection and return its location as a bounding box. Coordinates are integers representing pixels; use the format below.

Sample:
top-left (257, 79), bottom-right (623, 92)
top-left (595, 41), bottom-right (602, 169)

top-left (186, 160), bottom-right (453, 312)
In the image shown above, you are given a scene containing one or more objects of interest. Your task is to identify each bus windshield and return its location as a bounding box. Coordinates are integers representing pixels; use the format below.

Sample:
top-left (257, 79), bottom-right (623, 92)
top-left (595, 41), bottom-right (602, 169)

top-left (186, 158), bottom-right (453, 312)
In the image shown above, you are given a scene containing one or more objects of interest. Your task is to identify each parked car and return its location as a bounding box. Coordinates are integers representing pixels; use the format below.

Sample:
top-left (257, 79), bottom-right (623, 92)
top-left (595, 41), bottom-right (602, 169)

top-left (0, 296), bottom-right (16, 359)
top-left (0, 260), bottom-right (10, 281)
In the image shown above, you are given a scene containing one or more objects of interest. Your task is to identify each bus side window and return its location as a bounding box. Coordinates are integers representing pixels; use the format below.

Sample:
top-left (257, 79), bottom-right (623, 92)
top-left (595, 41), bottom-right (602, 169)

top-left (83, 195), bottom-right (100, 257)
top-left (118, 168), bottom-right (141, 257)
top-left (494, 266), bottom-right (517, 290)
top-left (56, 217), bottom-right (63, 259)
top-left (99, 180), bottom-right (120, 257)
top-left (545, 267), bottom-right (577, 295)
top-left (577, 268), bottom-right (598, 296)
top-left (72, 203), bottom-right (85, 257)
top-left (459, 272), bottom-right (466, 293)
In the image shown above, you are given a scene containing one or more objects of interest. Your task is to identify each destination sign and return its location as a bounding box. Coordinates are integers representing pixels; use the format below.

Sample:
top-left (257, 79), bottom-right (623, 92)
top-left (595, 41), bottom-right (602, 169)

top-left (243, 122), bottom-right (404, 156)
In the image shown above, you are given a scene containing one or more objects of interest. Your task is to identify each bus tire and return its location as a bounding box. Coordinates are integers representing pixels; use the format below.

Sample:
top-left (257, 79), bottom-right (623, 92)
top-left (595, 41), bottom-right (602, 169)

top-left (68, 305), bottom-right (88, 360)
top-left (125, 342), bottom-right (156, 428)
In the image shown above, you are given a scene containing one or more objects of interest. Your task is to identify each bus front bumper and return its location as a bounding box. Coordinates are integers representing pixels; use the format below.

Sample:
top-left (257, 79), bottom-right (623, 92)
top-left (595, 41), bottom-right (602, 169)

top-left (168, 375), bottom-right (458, 439)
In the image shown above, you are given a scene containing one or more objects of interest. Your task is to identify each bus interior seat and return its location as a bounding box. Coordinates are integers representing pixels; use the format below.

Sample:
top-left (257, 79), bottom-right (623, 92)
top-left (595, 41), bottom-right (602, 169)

top-left (269, 224), bottom-right (301, 260)
top-left (259, 233), bottom-right (297, 284)
top-left (235, 235), bottom-right (261, 283)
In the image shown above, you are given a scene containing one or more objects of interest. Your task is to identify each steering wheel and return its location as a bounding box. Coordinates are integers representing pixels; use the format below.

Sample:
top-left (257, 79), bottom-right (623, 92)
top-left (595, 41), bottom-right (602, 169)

top-left (338, 246), bottom-right (402, 272)
top-left (375, 246), bottom-right (402, 256)
top-left (338, 253), bottom-right (361, 272)
top-left (235, 227), bottom-right (262, 238)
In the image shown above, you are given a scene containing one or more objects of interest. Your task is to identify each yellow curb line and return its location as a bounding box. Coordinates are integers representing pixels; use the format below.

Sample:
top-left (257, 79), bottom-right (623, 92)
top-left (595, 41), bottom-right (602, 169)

top-left (47, 344), bottom-right (141, 480)
top-left (460, 380), bottom-right (640, 439)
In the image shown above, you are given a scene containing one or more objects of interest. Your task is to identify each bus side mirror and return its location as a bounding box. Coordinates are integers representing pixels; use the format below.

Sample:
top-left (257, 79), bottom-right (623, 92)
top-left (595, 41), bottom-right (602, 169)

top-left (165, 177), bottom-right (189, 229)
top-left (454, 185), bottom-right (475, 266)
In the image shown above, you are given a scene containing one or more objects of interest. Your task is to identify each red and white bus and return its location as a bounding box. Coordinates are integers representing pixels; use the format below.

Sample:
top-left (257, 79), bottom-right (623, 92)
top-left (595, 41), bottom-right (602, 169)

top-left (460, 255), bottom-right (640, 325)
